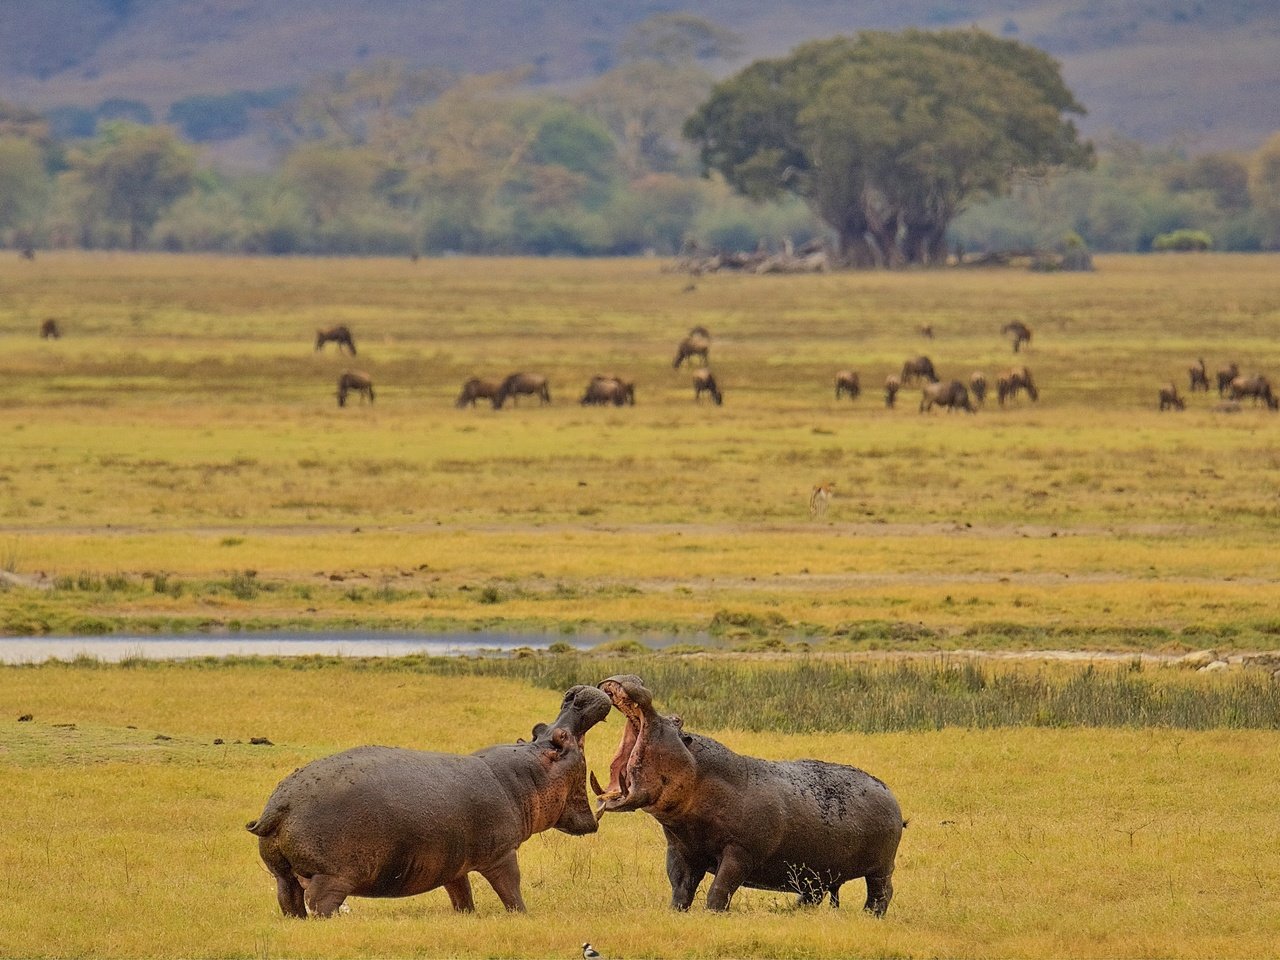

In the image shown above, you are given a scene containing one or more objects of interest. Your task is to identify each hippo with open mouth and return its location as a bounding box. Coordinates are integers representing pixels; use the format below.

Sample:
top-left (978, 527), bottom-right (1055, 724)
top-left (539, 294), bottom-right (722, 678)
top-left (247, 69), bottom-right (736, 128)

top-left (247, 684), bottom-right (612, 917)
top-left (592, 675), bottom-right (904, 913)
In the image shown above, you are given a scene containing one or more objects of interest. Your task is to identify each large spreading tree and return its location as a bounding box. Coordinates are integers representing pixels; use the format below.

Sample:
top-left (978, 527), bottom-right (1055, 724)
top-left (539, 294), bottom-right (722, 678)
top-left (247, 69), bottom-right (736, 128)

top-left (684, 29), bottom-right (1093, 267)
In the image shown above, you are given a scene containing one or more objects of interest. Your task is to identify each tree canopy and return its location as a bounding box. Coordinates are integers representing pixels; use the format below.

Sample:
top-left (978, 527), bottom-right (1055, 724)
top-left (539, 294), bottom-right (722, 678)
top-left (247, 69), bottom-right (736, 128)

top-left (69, 123), bottom-right (196, 249)
top-left (684, 29), bottom-right (1093, 267)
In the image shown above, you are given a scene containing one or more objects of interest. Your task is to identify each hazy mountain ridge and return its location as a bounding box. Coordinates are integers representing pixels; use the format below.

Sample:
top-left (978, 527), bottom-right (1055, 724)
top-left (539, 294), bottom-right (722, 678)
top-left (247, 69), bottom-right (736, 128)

top-left (2, 0), bottom-right (1278, 152)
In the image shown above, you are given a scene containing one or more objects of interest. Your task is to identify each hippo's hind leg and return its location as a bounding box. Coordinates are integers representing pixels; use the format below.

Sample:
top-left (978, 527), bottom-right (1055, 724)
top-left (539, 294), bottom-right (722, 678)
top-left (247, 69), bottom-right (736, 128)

top-left (864, 873), bottom-right (893, 917)
top-left (257, 836), bottom-right (306, 918)
top-left (274, 873), bottom-right (306, 918)
top-left (303, 873), bottom-right (356, 918)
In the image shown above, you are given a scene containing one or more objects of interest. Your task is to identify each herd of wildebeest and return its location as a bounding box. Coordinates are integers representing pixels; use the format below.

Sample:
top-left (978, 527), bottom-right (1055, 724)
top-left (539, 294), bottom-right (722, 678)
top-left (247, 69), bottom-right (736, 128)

top-left (35, 315), bottom-right (1278, 413)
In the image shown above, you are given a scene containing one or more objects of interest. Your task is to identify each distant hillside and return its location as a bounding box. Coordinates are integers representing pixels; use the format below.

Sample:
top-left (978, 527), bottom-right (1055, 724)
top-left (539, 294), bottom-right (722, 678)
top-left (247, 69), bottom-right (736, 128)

top-left (3, 0), bottom-right (1278, 156)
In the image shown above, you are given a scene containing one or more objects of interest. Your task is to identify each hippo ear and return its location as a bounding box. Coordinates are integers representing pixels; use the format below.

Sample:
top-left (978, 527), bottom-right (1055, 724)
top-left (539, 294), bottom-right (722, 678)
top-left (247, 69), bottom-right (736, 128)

top-left (532, 722), bottom-right (549, 740)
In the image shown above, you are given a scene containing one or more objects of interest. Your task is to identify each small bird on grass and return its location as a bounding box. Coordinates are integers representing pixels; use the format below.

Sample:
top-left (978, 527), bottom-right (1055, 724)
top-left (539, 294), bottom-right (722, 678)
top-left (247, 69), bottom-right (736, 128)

top-left (582, 943), bottom-right (602, 959)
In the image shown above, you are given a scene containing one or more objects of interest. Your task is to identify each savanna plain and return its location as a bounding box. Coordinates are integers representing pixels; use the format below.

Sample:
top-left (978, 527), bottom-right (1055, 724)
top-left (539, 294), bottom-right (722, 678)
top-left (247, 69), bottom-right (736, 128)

top-left (2, 253), bottom-right (1279, 958)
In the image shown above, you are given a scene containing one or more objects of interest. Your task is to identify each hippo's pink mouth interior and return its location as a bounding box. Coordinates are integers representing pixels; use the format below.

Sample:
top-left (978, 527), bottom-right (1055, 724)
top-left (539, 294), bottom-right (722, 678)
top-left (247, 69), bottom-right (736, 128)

top-left (591, 680), bottom-right (644, 817)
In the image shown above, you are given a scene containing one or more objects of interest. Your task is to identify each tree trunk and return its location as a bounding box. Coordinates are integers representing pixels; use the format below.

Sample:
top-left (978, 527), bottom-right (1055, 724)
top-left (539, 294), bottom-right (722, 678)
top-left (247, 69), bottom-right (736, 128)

top-left (865, 219), bottom-right (903, 268)
top-left (837, 228), bottom-right (878, 268)
top-left (903, 218), bottom-right (950, 266)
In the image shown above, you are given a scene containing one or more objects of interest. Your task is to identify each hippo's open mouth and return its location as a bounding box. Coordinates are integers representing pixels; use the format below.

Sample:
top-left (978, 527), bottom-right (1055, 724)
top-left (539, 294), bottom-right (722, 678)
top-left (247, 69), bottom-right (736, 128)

top-left (591, 677), bottom-right (649, 818)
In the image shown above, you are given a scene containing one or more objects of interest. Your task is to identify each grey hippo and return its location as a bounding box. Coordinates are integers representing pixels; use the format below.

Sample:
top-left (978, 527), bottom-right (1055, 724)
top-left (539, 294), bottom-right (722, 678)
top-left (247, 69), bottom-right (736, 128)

top-left (592, 675), bottom-right (904, 914)
top-left (247, 684), bottom-right (612, 917)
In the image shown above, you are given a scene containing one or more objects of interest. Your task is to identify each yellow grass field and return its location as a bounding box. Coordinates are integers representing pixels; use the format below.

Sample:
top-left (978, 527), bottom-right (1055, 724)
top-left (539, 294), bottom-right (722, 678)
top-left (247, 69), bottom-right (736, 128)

top-left (2, 254), bottom-right (1279, 958)
top-left (2, 252), bottom-right (1280, 647)
top-left (3, 662), bottom-right (1278, 960)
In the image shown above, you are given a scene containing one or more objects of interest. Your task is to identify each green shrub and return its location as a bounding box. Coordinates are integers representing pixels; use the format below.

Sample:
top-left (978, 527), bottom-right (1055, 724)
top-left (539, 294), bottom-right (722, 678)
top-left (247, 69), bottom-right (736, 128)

top-left (1152, 228), bottom-right (1212, 251)
top-left (225, 570), bottom-right (259, 600)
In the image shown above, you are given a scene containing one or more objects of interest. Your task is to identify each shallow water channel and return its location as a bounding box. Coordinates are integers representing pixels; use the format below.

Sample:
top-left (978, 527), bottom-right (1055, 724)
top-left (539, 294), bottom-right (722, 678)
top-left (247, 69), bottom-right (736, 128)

top-left (0, 631), bottom-right (604, 664)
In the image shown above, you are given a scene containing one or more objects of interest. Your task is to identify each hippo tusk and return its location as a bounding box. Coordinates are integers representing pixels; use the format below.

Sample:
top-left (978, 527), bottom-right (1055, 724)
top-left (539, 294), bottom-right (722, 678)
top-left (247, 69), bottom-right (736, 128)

top-left (590, 771), bottom-right (605, 797)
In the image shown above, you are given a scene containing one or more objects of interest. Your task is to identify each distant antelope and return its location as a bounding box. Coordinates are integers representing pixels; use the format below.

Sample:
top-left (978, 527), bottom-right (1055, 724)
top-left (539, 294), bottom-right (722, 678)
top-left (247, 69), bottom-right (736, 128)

top-left (1216, 362), bottom-right (1239, 397)
top-left (1002, 321), bottom-right (1032, 353)
top-left (884, 374), bottom-right (901, 409)
top-left (997, 366), bottom-right (1038, 405)
top-left (1228, 374), bottom-right (1278, 409)
top-left (39, 318), bottom-right (61, 340)
top-left (1158, 382), bottom-right (1185, 411)
top-left (900, 355), bottom-right (938, 385)
top-left (834, 370), bottom-right (860, 401)
top-left (336, 370), bottom-right (375, 407)
top-left (495, 372), bottom-right (551, 408)
top-left (455, 377), bottom-right (502, 409)
top-left (316, 325), bottom-right (357, 355)
top-left (581, 375), bottom-right (635, 406)
top-left (673, 331), bottom-right (711, 369)
top-left (693, 368), bottom-right (722, 405)
top-left (809, 482), bottom-right (835, 519)
top-left (969, 372), bottom-right (987, 407)
top-left (1188, 358), bottom-right (1210, 393)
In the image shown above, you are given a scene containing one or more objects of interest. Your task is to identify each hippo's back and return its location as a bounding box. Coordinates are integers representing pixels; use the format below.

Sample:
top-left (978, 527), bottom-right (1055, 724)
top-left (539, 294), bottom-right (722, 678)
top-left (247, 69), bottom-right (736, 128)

top-left (249, 745), bottom-right (509, 897)
top-left (745, 756), bottom-right (903, 890)
top-left (250, 745), bottom-right (483, 835)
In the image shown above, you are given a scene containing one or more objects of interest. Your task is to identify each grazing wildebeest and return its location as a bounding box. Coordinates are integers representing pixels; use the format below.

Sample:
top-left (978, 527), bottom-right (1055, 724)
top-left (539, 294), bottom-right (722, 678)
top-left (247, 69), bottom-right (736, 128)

top-left (39, 318), bottom-right (61, 340)
top-left (920, 380), bottom-right (975, 414)
top-left (918, 324), bottom-right (934, 340)
top-left (1216, 362), bottom-right (1240, 397)
top-left (997, 366), bottom-right (1038, 406)
top-left (834, 370), bottom-right (860, 401)
top-left (969, 372), bottom-right (987, 407)
top-left (1229, 375), bottom-right (1278, 409)
top-left (1158, 383), bottom-right (1185, 411)
top-left (1002, 321), bottom-right (1032, 353)
top-left (336, 370), bottom-right (375, 407)
top-left (673, 331), bottom-right (711, 369)
top-left (456, 378), bottom-right (503, 409)
top-left (20, 246), bottom-right (35, 261)
top-left (1188, 358), bottom-right (1210, 393)
top-left (693, 369), bottom-right (722, 405)
top-left (884, 374), bottom-right (901, 408)
top-left (496, 372), bottom-right (551, 408)
top-left (316, 325), bottom-right (357, 355)
top-left (900, 356), bottom-right (938, 386)
top-left (581, 376), bottom-right (635, 406)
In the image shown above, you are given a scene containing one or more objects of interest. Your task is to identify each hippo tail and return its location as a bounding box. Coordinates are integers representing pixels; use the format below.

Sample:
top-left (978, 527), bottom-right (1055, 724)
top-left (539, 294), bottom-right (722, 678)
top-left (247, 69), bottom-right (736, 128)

top-left (245, 802), bottom-right (288, 837)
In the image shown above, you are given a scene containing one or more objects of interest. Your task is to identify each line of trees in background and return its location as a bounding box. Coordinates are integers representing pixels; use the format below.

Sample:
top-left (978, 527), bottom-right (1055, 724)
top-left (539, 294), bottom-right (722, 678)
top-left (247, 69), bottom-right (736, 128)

top-left (1, 16), bottom-right (1279, 261)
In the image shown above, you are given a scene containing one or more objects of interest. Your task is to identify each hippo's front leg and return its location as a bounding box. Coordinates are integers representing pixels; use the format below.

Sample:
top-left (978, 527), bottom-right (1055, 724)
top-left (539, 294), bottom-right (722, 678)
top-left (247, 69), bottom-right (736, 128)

top-left (705, 845), bottom-right (752, 912)
top-left (665, 844), bottom-right (705, 911)
top-left (478, 850), bottom-right (527, 912)
top-left (443, 875), bottom-right (475, 912)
